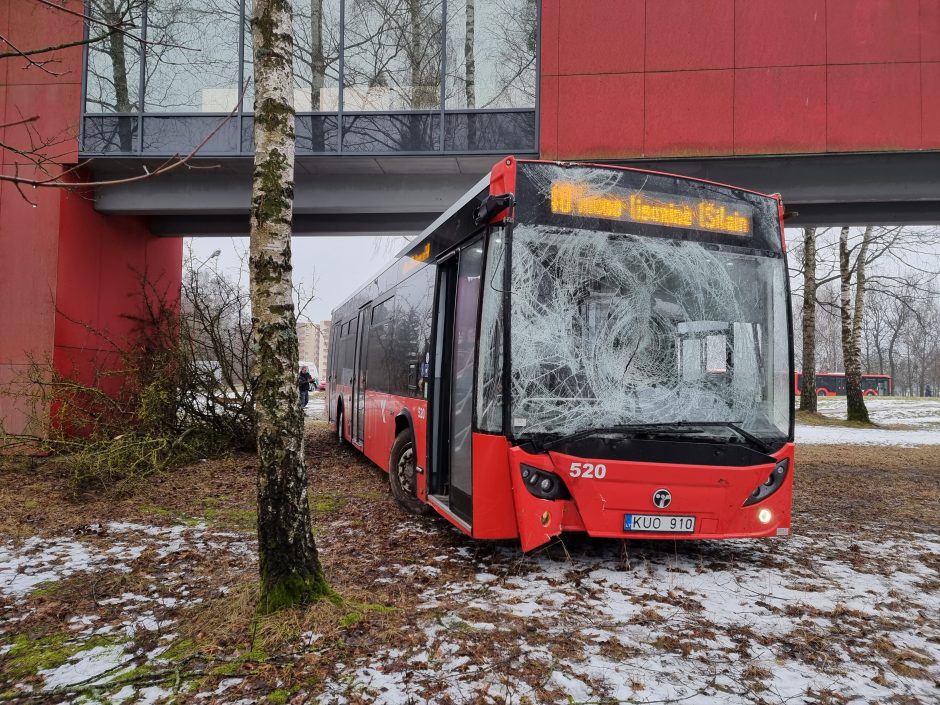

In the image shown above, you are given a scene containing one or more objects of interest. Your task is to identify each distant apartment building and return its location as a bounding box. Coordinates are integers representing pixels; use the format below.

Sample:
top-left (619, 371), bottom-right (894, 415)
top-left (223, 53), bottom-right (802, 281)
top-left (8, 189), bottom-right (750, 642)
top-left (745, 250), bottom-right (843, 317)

top-left (298, 320), bottom-right (331, 379)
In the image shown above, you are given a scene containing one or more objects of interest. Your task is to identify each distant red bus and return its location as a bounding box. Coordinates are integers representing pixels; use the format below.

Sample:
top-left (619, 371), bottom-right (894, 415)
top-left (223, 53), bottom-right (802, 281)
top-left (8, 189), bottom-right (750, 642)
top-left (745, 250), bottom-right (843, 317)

top-left (328, 157), bottom-right (793, 551)
top-left (795, 372), bottom-right (892, 397)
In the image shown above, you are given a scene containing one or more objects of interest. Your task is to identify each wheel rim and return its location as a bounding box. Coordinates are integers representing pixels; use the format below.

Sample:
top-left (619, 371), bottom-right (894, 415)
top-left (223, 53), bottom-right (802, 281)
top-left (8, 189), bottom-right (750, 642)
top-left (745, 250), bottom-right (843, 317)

top-left (397, 445), bottom-right (416, 495)
top-left (337, 412), bottom-right (343, 440)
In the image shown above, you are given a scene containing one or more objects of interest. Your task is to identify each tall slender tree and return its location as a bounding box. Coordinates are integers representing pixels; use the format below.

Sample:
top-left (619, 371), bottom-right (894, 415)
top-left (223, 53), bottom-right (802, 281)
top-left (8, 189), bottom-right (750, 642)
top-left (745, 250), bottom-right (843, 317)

top-left (799, 227), bottom-right (818, 411)
top-left (250, 0), bottom-right (332, 612)
top-left (839, 226), bottom-right (873, 423)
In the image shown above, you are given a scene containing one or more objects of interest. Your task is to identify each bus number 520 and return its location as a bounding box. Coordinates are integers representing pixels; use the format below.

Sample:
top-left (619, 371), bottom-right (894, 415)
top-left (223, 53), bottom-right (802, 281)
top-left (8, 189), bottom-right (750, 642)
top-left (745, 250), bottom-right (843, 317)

top-left (570, 462), bottom-right (607, 479)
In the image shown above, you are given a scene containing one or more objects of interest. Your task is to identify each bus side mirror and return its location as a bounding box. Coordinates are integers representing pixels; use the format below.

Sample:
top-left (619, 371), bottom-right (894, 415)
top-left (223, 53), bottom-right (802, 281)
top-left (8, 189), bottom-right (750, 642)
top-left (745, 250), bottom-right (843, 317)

top-left (474, 193), bottom-right (515, 225)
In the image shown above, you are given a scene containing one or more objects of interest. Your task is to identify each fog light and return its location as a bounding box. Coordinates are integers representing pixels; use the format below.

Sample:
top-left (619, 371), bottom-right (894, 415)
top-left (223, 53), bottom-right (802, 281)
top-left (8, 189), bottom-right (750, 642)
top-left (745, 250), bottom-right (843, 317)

top-left (540, 511), bottom-right (551, 526)
top-left (758, 508), bottom-right (773, 524)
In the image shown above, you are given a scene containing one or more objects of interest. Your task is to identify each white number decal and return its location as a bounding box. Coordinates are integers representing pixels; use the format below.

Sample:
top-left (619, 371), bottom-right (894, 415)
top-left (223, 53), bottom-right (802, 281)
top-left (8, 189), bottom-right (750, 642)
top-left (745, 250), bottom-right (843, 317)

top-left (569, 462), bottom-right (607, 479)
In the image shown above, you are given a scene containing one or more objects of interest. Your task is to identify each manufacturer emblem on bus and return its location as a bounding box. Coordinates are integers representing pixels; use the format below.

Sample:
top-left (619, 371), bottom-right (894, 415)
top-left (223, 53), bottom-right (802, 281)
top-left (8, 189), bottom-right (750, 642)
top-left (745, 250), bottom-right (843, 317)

top-left (652, 489), bottom-right (672, 509)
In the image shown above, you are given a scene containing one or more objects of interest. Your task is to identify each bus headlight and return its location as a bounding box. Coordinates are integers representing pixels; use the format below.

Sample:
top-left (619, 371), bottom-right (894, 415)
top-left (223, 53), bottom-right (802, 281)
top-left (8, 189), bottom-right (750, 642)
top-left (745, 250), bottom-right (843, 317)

top-left (743, 459), bottom-right (789, 506)
top-left (520, 465), bottom-right (570, 501)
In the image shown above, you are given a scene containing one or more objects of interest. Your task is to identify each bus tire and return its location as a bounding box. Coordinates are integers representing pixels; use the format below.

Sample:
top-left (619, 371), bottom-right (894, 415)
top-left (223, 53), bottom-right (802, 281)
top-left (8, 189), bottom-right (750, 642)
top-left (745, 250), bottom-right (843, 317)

top-left (336, 407), bottom-right (346, 445)
top-left (389, 430), bottom-right (430, 516)
top-left (817, 389), bottom-right (828, 397)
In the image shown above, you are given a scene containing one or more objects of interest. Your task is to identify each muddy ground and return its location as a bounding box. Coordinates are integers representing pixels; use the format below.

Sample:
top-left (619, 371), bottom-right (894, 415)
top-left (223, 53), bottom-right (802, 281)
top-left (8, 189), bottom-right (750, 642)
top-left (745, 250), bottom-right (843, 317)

top-left (0, 424), bottom-right (937, 704)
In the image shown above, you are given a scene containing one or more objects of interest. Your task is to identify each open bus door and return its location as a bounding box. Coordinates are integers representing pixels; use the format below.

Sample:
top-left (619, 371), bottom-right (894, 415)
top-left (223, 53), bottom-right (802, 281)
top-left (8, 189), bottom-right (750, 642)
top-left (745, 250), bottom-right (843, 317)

top-left (351, 305), bottom-right (370, 446)
top-left (428, 238), bottom-right (484, 529)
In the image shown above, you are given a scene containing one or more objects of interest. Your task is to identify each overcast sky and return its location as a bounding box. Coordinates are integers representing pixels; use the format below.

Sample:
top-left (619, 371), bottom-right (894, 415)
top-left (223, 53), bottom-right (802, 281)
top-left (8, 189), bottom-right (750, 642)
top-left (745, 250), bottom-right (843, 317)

top-left (187, 235), bottom-right (408, 324)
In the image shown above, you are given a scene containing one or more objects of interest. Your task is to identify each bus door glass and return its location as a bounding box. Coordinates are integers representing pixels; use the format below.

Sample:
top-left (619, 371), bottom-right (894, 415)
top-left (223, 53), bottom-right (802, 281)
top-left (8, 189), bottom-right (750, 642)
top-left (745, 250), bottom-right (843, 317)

top-left (352, 306), bottom-right (370, 445)
top-left (448, 239), bottom-right (484, 522)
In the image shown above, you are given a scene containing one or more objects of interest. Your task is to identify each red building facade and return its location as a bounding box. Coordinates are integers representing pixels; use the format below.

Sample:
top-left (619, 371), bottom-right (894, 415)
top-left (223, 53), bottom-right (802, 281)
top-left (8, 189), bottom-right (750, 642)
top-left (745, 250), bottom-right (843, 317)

top-left (0, 1), bottom-right (182, 434)
top-left (540, 0), bottom-right (939, 159)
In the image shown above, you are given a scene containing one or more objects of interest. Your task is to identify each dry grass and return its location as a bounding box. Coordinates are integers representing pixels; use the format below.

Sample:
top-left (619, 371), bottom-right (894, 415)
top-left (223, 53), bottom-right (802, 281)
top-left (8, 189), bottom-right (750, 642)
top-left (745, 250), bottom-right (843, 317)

top-left (794, 444), bottom-right (940, 532)
top-left (795, 409), bottom-right (878, 428)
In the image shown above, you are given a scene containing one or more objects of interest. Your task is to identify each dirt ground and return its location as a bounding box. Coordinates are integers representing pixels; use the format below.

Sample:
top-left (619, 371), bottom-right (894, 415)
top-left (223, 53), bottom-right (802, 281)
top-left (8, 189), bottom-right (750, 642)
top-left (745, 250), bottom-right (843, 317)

top-left (0, 425), bottom-right (937, 704)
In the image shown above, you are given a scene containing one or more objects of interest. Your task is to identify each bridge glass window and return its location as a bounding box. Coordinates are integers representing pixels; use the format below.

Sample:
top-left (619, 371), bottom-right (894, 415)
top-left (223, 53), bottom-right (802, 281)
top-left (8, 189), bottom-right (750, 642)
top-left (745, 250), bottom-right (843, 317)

top-left (444, 0), bottom-right (537, 110)
top-left (144, 0), bottom-right (241, 113)
top-left (80, 0), bottom-right (538, 155)
top-left (293, 0), bottom-right (342, 112)
top-left (84, 0), bottom-right (143, 115)
top-left (342, 0), bottom-right (444, 112)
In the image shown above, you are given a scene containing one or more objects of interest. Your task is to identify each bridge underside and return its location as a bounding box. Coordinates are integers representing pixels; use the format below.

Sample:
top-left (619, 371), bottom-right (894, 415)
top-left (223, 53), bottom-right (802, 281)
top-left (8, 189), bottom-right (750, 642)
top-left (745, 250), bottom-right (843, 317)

top-left (89, 151), bottom-right (940, 237)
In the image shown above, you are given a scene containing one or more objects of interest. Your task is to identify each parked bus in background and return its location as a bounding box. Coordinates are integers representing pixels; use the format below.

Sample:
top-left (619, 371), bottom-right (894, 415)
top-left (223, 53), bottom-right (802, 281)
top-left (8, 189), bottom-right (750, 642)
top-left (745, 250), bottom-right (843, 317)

top-left (327, 157), bottom-right (794, 551)
top-left (795, 372), bottom-right (892, 397)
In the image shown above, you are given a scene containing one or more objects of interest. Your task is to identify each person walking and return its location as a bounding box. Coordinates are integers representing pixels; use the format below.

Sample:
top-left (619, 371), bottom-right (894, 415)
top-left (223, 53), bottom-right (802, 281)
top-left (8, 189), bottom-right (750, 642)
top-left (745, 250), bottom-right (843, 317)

top-left (298, 365), bottom-right (314, 408)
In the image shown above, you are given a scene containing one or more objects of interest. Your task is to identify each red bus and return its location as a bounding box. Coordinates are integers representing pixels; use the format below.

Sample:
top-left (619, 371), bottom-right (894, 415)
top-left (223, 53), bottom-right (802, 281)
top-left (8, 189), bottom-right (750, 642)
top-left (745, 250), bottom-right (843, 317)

top-left (328, 158), bottom-right (794, 551)
top-left (795, 372), bottom-right (892, 397)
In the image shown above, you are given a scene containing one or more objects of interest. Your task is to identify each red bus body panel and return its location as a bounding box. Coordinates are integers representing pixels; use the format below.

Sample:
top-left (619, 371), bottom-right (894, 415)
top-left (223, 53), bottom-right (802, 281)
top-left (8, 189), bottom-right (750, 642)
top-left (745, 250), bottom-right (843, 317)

top-left (503, 442), bottom-right (793, 552)
top-left (470, 434), bottom-right (518, 538)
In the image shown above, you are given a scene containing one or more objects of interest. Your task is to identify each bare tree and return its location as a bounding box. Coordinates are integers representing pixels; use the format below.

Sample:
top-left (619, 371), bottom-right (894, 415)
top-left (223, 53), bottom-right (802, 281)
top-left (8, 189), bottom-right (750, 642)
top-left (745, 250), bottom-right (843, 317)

top-left (798, 227), bottom-right (818, 411)
top-left (838, 226), bottom-right (873, 422)
top-left (250, 0), bottom-right (332, 612)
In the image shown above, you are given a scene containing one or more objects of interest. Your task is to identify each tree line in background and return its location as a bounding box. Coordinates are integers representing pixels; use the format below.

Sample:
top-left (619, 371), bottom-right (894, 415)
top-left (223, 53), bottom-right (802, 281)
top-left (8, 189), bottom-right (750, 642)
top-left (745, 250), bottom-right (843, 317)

top-left (789, 225), bottom-right (940, 422)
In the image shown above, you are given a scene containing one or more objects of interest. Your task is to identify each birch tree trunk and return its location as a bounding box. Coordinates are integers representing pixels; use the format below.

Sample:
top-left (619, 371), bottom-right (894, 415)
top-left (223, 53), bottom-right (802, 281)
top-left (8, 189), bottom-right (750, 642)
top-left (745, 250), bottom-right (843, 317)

top-left (799, 227), bottom-right (817, 411)
top-left (839, 226), bottom-right (872, 423)
top-left (250, 0), bottom-right (332, 613)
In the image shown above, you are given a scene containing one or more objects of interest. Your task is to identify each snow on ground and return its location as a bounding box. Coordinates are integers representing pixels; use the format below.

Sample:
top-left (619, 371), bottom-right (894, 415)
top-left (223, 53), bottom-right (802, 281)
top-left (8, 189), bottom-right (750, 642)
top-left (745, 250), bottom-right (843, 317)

top-left (795, 425), bottom-right (940, 446)
top-left (319, 531), bottom-right (940, 705)
top-left (797, 397), bottom-right (940, 446)
top-left (3, 516), bottom-right (938, 703)
top-left (304, 394), bottom-right (326, 420)
top-left (0, 522), bottom-right (254, 699)
top-left (815, 397), bottom-right (940, 429)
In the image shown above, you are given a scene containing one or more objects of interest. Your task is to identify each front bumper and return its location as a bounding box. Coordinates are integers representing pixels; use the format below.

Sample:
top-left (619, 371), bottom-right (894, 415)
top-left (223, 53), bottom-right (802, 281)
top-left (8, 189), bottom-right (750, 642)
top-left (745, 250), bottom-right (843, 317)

top-left (507, 443), bottom-right (794, 552)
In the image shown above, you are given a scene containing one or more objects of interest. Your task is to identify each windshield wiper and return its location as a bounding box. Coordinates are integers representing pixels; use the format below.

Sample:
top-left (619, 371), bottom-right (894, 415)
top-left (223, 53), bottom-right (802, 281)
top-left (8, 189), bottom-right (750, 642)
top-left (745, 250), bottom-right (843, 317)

top-left (539, 424), bottom-right (707, 451)
top-left (538, 421), bottom-right (773, 454)
top-left (655, 421), bottom-right (774, 454)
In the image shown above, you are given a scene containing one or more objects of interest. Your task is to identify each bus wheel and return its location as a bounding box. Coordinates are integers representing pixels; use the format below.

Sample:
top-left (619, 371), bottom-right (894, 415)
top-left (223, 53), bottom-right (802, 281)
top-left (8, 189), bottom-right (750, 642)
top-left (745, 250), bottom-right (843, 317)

top-left (817, 389), bottom-right (828, 396)
top-left (336, 408), bottom-right (345, 445)
top-left (389, 431), bottom-right (430, 515)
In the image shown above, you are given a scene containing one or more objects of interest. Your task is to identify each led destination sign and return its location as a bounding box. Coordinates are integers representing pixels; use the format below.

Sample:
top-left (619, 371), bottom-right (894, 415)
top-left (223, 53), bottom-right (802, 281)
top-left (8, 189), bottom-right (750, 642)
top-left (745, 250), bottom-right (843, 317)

top-left (550, 181), bottom-right (752, 236)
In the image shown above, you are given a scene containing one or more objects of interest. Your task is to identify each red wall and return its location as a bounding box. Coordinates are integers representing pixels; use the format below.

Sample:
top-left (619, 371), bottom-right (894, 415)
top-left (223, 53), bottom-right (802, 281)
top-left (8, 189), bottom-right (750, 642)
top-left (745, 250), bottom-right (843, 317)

top-left (53, 189), bottom-right (183, 395)
top-left (0, 1), bottom-right (182, 435)
top-left (540, 0), bottom-right (940, 160)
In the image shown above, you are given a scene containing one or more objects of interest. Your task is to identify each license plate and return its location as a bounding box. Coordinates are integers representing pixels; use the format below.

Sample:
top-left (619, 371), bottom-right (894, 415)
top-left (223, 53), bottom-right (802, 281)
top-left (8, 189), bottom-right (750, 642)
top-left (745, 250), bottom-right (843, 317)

top-left (624, 514), bottom-right (696, 533)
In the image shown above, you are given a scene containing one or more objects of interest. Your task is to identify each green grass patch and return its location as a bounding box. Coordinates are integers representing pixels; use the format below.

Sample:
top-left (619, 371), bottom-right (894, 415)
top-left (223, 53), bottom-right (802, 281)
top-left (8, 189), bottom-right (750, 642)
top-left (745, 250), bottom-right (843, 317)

top-left (0, 633), bottom-right (126, 682)
top-left (339, 600), bottom-right (398, 628)
top-left (138, 504), bottom-right (173, 516)
top-left (202, 507), bottom-right (256, 531)
top-left (312, 493), bottom-right (346, 513)
top-left (29, 580), bottom-right (64, 598)
top-left (265, 689), bottom-right (290, 704)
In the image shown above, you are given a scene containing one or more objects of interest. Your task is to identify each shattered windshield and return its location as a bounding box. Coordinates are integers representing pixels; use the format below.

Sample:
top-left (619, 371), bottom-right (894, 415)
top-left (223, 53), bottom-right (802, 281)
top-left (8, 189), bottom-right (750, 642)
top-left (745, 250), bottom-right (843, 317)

top-left (508, 224), bottom-right (790, 447)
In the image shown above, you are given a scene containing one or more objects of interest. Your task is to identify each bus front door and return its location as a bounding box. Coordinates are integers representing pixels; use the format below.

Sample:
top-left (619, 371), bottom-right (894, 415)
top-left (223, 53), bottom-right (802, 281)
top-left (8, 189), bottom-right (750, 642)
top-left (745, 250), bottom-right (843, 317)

top-left (351, 306), bottom-right (369, 446)
top-left (430, 239), bottom-right (483, 527)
